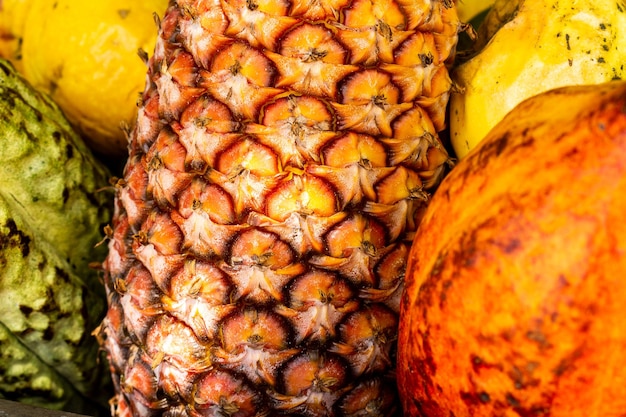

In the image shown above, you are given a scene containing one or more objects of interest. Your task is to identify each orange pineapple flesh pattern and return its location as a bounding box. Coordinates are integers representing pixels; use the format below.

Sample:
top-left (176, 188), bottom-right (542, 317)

top-left (98, 0), bottom-right (459, 415)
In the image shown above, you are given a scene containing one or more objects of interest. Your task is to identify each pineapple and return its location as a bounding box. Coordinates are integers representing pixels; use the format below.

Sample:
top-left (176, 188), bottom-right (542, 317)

top-left (98, 0), bottom-right (460, 415)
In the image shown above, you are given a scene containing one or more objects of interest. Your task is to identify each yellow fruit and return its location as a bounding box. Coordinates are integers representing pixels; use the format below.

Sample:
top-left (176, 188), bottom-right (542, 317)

top-left (399, 79), bottom-right (626, 417)
top-left (455, 0), bottom-right (494, 23)
top-left (0, 0), bottom-right (28, 72)
top-left (0, 0), bottom-right (168, 156)
top-left (449, 0), bottom-right (626, 159)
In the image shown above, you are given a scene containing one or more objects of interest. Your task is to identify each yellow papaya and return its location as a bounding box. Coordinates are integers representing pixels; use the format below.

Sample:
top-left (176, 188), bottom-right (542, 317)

top-left (449, 0), bottom-right (626, 159)
top-left (398, 80), bottom-right (626, 416)
top-left (0, 0), bottom-right (28, 72)
top-left (455, 0), bottom-right (494, 24)
top-left (0, 0), bottom-right (167, 157)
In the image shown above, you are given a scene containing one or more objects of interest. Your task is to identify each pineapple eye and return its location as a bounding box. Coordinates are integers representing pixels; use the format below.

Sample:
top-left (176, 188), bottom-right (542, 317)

top-left (314, 375), bottom-right (340, 391)
top-left (228, 61), bottom-right (242, 76)
top-left (317, 289), bottom-right (331, 303)
top-left (147, 155), bottom-right (164, 170)
top-left (218, 399), bottom-right (241, 416)
top-left (376, 20), bottom-right (392, 40)
top-left (251, 252), bottom-right (272, 266)
top-left (365, 399), bottom-right (384, 414)
top-left (303, 48), bottom-right (328, 62)
top-left (358, 158), bottom-right (373, 170)
top-left (133, 230), bottom-right (149, 245)
top-left (113, 278), bottom-right (127, 293)
top-left (372, 94), bottom-right (387, 107)
top-left (419, 52), bottom-right (434, 66)
top-left (408, 187), bottom-right (428, 200)
top-left (360, 240), bottom-right (377, 257)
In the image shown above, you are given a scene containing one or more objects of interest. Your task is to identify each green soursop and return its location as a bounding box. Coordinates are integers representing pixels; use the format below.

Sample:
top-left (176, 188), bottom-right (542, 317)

top-left (0, 58), bottom-right (113, 416)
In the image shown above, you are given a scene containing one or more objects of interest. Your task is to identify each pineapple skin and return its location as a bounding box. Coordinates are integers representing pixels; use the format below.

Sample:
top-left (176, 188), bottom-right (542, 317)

top-left (98, 0), bottom-right (460, 415)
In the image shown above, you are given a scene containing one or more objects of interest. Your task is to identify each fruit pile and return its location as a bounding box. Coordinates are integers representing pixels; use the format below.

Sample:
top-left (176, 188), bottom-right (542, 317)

top-left (0, 0), bottom-right (624, 416)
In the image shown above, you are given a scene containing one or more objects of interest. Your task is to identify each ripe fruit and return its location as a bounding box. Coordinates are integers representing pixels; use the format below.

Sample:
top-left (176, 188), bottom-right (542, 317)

top-left (0, 58), bottom-right (113, 415)
top-left (449, 0), bottom-right (626, 158)
top-left (398, 80), bottom-right (626, 417)
top-left (97, 0), bottom-right (461, 415)
top-left (0, 0), bottom-right (168, 156)
top-left (454, 0), bottom-right (493, 23)
top-left (0, 0), bottom-right (28, 72)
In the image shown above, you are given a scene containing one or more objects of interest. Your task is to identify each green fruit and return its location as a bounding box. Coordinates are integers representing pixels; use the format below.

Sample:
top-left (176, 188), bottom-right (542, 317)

top-left (0, 58), bottom-right (113, 415)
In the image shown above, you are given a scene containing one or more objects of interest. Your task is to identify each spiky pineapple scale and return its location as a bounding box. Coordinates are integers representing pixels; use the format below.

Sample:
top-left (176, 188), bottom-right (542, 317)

top-left (99, 0), bottom-right (459, 415)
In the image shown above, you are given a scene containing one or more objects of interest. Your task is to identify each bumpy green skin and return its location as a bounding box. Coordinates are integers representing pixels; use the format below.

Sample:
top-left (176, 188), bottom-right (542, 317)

top-left (0, 59), bottom-right (113, 416)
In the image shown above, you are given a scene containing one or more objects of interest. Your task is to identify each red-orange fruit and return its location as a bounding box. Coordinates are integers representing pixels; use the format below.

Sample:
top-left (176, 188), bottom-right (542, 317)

top-left (397, 80), bottom-right (626, 417)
